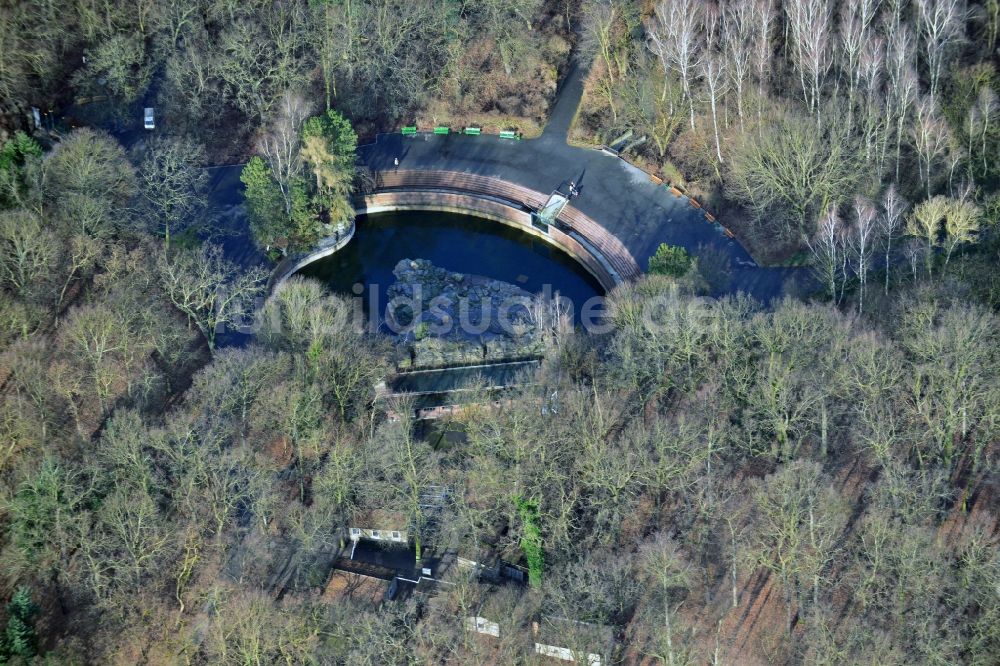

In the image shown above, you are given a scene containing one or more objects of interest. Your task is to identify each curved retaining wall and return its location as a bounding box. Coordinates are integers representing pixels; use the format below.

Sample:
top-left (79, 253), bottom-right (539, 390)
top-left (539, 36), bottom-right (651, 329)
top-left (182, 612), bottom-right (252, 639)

top-left (357, 191), bottom-right (621, 292)
top-left (268, 222), bottom-right (356, 293)
top-left (362, 170), bottom-right (641, 282)
top-left (275, 170), bottom-right (642, 293)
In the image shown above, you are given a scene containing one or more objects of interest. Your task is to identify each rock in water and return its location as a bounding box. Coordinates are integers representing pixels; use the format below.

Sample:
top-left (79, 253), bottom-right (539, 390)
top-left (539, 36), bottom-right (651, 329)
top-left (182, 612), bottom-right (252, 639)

top-left (386, 259), bottom-right (548, 369)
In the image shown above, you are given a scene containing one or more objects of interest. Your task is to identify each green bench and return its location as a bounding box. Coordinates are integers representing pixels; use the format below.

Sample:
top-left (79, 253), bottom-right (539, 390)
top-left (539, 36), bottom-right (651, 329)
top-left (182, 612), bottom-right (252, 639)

top-left (464, 127), bottom-right (481, 135)
top-left (499, 130), bottom-right (520, 140)
top-left (401, 126), bottom-right (417, 136)
top-left (433, 126), bottom-right (450, 135)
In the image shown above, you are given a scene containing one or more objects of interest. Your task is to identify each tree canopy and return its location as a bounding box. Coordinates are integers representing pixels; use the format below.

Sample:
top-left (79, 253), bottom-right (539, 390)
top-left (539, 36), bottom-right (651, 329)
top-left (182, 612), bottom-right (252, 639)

top-left (0, 1), bottom-right (998, 663)
top-left (241, 108), bottom-right (357, 255)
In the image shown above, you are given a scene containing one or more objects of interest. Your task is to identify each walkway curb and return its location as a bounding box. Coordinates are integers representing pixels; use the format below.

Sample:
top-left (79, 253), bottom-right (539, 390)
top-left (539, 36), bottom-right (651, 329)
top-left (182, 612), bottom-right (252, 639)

top-left (267, 222), bottom-right (357, 294)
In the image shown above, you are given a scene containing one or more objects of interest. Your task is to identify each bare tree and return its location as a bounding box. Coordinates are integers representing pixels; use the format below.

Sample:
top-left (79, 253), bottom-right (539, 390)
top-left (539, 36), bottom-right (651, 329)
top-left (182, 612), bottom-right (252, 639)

top-left (750, 461), bottom-right (847, 632)
top-left (877, 184), bottom-right (908, 294)
top-left (751, 0), bottom-right (776, 124)
top-left (584, 0), bottom-right (633, 85)
top-left (157, 244), bottom-right (266, 351)
top-left (942, 197), bottom-right (981, 268)
top-left (253, 379), bottom-right (326, 503)
top-left (56, 234), bottom-right (101, 310)
top-left (899, 303), bottom-right (997, 472)
top-left (722, 0), bottom-right (754, 132)
top-left (701, 8), bottom-right (728, 165)
top-left (726, 112), bottom-right (858, 241)
top-left (258, 91), bottom-right (312, 217)
top-left (858, 35), bottom-right (886, 165)
top-left (907, 195), bottom-right (951, 277)
top-left (912, 96), bottom-right (951, 197)
top-left (787, 0), bottom-right (833, 125)
top-left (914, 0), bottom-right (966, 106)
top-left (646, 13), bottom-right (675, 116)
top-left (946, 132), bottom-right (967, 196)
top-left (0, 210), bottom-right (60, 304)
top-left (639, 534), bottom-right (691, 666)
top-left (884, 23), bottom-right (919, 180)
top-left (886, 0), bottom-right (907, 29)
top-left (838, 0), bottom-right (880, 133)
top-left (718, 483), bottom-right (751, 609)
top-left (974, 86), bottom-right (998, 177)
top-left (649, 0), bottom-right (703, 130)
top-left (136, 136), bottom-right (209, 250)
top-left (375, 405), bottom-right (437, 563)
top-left (807, 205), bottom-right (848, 303)
top-left (310, 0), bottom-right (361, 110)
top-left (585, 0), bottom-right (637, 120)
top-left (852, 196), bottom-right (878, 314)
top-left (91, 486), bottom-right (170, 596)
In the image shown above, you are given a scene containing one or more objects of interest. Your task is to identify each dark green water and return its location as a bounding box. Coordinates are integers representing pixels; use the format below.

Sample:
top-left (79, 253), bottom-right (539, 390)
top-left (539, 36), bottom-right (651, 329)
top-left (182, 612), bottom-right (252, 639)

top-left (297, 211), bottom-right (604, 324)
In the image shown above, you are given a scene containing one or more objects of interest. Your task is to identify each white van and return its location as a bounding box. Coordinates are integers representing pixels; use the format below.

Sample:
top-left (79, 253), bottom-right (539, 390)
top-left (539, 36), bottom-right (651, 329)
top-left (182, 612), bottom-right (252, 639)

top-left (144, 108), bottom-right (154, 130)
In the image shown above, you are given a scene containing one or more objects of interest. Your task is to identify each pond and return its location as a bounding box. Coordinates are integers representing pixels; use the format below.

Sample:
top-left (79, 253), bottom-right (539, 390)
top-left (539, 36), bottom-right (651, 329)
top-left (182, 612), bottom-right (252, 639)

top-left (296, 211), bottom-right (605, 326)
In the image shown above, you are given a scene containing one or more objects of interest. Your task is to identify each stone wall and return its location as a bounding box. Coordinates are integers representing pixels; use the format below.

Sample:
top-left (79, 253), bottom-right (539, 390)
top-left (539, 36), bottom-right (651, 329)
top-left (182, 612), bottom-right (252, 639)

top-left (271, 172), bottom-right (632, 299)
top-left (357, 191), bottom-right (621, 291)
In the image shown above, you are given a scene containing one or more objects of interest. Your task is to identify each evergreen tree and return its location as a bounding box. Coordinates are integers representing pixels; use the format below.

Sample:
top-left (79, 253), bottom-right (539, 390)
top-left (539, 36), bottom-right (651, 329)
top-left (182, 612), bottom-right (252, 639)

top-left (0, 131), bottom-right (42, 209)
top-left (516, 496), bottom-right (544, 588)
top-left (241, 156), bottom-right (289, 255)
top-left (242, 109), bottom-right (358, 255)
top-left (3, 587), bottom-right (38, 660)
top-left (300, 109), bottom-right (357, 228)
top-left (301, 109), bottom-right (357, 170)
top-left (648, 243), bottom-right (693, 277)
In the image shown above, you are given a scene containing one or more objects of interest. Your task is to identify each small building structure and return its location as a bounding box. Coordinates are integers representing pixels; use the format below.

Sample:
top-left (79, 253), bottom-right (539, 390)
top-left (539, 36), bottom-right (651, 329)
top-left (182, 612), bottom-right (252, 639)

top-left (464, 616), bottom-right (501, 638)
top-left (532, 617), bottom-right (614, 666)
top-left (349, 509), bottom-right (408, 544)
top-left (349, 526), bottom-right (407, 544)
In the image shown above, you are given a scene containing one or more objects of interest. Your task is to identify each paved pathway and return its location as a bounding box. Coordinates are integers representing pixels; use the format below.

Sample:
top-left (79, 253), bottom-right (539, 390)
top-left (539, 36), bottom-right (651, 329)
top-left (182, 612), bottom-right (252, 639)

top-left (358, 62), bottom-right (802, 302)
top-left (538, 60), bottom-right (587, 143)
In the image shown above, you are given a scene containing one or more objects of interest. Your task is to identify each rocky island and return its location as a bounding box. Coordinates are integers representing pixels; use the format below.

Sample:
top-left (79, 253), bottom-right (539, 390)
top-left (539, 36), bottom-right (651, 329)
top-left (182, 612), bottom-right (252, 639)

top-left (387, 259), bottom-right (548, 369)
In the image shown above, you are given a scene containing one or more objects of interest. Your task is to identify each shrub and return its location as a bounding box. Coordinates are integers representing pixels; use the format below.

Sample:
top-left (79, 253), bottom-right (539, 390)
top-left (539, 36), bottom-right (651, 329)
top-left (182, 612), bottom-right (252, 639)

top-left (648, 243), bottom-right (693, 277)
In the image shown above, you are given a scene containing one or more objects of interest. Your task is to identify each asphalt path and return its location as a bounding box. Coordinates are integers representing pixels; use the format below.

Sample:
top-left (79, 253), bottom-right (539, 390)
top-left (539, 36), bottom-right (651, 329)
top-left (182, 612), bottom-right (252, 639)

top-left (359, 61), bottom-right (803, 302)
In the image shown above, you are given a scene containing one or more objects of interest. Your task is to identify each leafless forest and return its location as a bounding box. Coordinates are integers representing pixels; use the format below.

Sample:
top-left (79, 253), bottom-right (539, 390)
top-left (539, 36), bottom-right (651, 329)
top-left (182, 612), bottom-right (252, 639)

top-left (0, 0), bottom-right (998, 664)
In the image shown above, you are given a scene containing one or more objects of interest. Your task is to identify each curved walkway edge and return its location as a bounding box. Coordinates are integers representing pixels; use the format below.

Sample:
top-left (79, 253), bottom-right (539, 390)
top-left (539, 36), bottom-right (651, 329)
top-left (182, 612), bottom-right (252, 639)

top-left (267, 222), bottom-right (357, 293)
